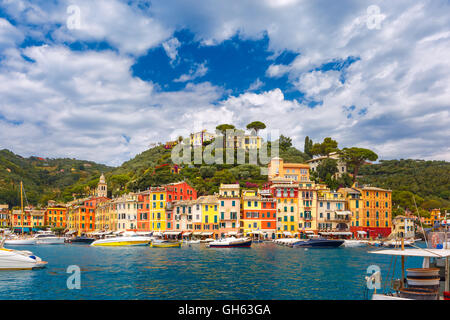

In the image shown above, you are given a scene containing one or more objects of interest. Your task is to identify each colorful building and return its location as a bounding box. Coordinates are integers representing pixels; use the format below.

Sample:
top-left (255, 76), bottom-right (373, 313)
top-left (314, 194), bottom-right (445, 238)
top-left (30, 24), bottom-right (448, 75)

top-left (268, 157), bottom-right (310, 182)
top-left (45, 205), bottom-right (67, 228)
top-left (190, 130), bottom-right (216, 146)
top-left (241, 190), bottom-right (277, 239)
top-left (298, 181), bottom-right (319, 236)
top-left (391, 215), bottom-right (415, 239)
top-left (218, 184), bottom-right (241, 237)
top-left (424, 209), bottom-right (442, 226)
top-left (316, 189), bottom-right (351, 237)
top-left (0, 204), bottom-right (9, 228)
top-left (343, 184), bottom-right (392, 239)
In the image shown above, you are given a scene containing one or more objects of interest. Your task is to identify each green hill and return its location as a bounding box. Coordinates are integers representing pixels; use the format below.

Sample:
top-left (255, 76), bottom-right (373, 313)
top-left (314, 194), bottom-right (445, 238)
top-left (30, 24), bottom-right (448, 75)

top-left (0, 149), bottom-right (113, 207)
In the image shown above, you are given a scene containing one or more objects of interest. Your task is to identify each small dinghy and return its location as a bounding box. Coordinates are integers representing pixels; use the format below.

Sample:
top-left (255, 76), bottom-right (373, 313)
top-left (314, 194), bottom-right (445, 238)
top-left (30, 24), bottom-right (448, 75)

top-left (208, 237), bottom-right (252, 248)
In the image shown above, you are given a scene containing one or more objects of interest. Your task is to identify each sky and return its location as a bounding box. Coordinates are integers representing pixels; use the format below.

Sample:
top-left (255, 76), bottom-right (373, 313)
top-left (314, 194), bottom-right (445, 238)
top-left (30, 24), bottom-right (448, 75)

top-left (0, 0), bottom-right (449, 166)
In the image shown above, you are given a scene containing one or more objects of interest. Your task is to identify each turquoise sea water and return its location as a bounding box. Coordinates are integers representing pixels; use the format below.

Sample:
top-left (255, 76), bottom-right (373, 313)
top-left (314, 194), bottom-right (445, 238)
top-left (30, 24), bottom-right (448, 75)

top-left (0, 242), bottom-right (424, 300)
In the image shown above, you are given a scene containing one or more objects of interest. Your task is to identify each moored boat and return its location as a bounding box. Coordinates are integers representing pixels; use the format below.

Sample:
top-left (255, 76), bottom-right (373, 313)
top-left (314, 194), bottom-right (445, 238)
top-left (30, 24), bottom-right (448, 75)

top-left (91, 235), bottom-right (152, 247)
top-left (343, 239), bottom-right (368, 247)
top-left (150, 240), bottom-right (182, 248)
top-left (34, 231), bottom-right (65, 245)
top-left (68, 236), bottom-right (95, 244)
top-left (291, 238), bottom-right (344, 248)
top-left (208, 237), bottom-right (252, 248)
top-left (4, 236), bottom-right (36, 245)
top-left (0, 243), bottom-right (47, 270)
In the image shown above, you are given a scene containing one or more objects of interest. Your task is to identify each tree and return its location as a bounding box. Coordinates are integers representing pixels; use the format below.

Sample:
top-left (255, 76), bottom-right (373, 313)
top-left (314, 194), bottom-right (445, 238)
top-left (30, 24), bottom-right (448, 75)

top-left (279, 135), bottom-right (292, 151)
top-left (317, 158), bottom-right (338, 182)
top-left (304, 136), bottom-right (313, 158)
top-left (216, 124), bottom-right (235, 148)
top-left (310, 137), bottom-right (338, 157)
top-left (246, 121), bottom-right (266, 135)
top-left (339, 147), bottom-right (378, 183)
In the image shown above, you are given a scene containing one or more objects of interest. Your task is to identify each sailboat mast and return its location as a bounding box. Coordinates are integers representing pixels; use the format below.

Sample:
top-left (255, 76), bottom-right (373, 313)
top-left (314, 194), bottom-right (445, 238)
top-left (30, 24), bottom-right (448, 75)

top-left (20, 181), bottom-right (24, 235)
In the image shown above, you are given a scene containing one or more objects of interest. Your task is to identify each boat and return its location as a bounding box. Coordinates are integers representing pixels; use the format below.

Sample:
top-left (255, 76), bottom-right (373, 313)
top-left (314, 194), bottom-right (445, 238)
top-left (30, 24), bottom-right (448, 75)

top-left (34, 231), bottom-right (65, 244)
top-left (4, 235), bottom-right (36, 246)
top-left (91, 235), bottom-right (152, 246)
top-left (68, 236), bottom-right (95, 244)
top-left (291, 238), bottom-right (344, 248)
top-left (343, 239), bottom-right (368, 247)
top-left (150, 240), bottom-right (182, 248)
top-left (184, 239), bottom-right (201, 244)
top-left (208, 237), bottom-right (252, 248)
top-left (382, 239), bottom-right (415, 248)
top-left (4, 181), bottom-right (36, 246)
top-left (0, 239), bottom-right (47, 270)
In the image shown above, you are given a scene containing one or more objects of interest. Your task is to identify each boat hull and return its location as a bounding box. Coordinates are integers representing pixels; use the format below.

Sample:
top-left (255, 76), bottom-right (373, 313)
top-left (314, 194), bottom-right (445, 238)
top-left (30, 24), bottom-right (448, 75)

top-left (69, 238), bottom-right (95, 244)
top-left (292, 239), bottom-right (344, 248)
top-left (0, 248), bottom-right (47, 270)
top-left (209, 239), bottom-right (252, 248)
top-left (150, 242), bottom-right (182, 248)
top-left (36, 238), bottom-right (65, 245)
top-left (91, 236), bottom-right (152, 247)
top-left (4, 239), bottom-right (37, 245)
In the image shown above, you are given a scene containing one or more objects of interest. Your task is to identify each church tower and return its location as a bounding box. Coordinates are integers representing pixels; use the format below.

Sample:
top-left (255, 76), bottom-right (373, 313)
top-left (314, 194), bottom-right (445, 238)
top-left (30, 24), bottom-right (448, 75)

top-left (96, 173), bottom-right (108, 198)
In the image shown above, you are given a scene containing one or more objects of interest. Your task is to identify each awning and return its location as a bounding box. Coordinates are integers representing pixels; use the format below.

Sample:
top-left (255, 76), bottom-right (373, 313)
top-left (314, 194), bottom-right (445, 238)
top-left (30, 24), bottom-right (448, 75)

top-left (193, 232), bottom-right (202, 235)
top-left (305, 231), bottom-right (315, 234)
top-left (65, 230), bottom-right (77, 235)
top-left (335, 211), bottom-right (352, 216)
top-left (357, 231), bottom-right (367, 235)
top-left (164, 231), bottom-right (181, 236)
top-left (182, 232), bottom-right (192, 236)
top-left (226, 231), bottom-right (238, 235)
top-left (153, 232), bottom-right (163, 236)
top-left (283, 231), bottom-right (292, 236)
top-left (319, 232), bottom-right (352, 236)
top-left (201, 232), bottom-right (213, 236)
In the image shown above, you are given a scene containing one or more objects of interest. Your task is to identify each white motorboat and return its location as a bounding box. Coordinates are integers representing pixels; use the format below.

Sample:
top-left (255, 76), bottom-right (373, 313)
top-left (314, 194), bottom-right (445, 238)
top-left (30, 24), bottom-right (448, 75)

top-left (208, 237), bottom-right (252, 248)
top-left (34, 231), bottom-right (65, 245)
top-left (343, 240), bottom-right (368, 247)
top-left (91, 235), bottom-right (152, 246)
top-left (185, 239), bottom-right (201, 244)
top-left (382, 239), bottom-right (415, 248)
top-left (4, 235), bottom-right (36, 245)
top-left (0, 239), bottom-right (47, 270)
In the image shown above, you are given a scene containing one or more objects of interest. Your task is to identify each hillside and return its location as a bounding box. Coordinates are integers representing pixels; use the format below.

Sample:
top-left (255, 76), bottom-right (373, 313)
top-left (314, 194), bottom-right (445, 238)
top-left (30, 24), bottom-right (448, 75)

top-left (1, 144), bottom-right (449, 213)
top-left (359, 159), bottom-right (450, 212)
top-left (0, 149), bottom-right (113, 207)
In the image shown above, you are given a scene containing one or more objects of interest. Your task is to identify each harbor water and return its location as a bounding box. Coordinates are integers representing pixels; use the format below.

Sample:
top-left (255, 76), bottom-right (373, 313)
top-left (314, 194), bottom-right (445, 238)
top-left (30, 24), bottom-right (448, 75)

top-left (0, 242), bottom-right (424, 300)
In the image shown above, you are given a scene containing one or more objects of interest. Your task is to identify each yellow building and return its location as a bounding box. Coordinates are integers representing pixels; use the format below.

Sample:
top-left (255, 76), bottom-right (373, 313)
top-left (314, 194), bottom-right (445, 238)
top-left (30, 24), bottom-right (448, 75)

top-left (45, 205), bottom-right (67, 228)
top-left (268, 157), bottom-right (310, 182)
top-left (190, 130), bottom-right (216, 146)
top-left (0, 204), bottom-right (9, 228)
top-left (424, 209), bottom-right (442, 226)
top-left (268, 179), bottom-right (299, 237)
top-left (149, 187), bottom-right (167, 232)
top-left (198, 195), bottom-right (220, 238)
top-left (316, 189), bottom-right (351, 235)
top-left (298, 181), bottom-right (318, 236)
top-left (391, 216), bottom-right (415, 239)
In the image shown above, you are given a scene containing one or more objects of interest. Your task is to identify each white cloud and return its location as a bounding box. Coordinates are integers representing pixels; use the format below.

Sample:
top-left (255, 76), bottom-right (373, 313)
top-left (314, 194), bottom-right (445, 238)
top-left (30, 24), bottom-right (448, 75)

top-left (173, 62), bottom-right (208, 83)
top-left (248, 78), bottom-right (264, 91)
top-left (0, 18), bottom-right (24, 49)
top-left (162, 37), bottom-right (181, 64)
top-left (1, 0), bottom-right (172, 55)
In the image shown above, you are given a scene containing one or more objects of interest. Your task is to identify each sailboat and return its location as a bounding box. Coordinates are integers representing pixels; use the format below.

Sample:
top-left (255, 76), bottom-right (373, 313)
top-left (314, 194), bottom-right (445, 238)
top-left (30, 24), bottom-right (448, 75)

top-left (4, 181), bottom-right (36, 246)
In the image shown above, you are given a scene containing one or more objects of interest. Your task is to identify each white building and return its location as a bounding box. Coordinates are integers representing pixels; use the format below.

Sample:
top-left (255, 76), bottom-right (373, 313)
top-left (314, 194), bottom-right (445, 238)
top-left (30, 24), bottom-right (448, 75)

top-left (307, 152), bottom-right (347, 178)
top-left (113, 193), bottom-right (138, 231)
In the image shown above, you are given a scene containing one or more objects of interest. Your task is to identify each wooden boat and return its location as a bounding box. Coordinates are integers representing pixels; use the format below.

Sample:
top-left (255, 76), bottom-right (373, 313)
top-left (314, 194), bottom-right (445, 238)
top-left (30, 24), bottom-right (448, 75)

top-left (150, 240), bottom-right (181, 248)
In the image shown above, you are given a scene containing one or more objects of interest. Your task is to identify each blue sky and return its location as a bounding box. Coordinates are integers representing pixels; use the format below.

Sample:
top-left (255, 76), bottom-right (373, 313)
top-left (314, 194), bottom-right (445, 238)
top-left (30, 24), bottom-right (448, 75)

top-left (0, 0), bottom-right (449, 165)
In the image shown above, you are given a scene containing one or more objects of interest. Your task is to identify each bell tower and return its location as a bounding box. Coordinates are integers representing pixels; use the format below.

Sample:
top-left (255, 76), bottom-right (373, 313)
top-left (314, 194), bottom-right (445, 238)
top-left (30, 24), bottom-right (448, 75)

top-left (97, 173), bottom-right (107, 197)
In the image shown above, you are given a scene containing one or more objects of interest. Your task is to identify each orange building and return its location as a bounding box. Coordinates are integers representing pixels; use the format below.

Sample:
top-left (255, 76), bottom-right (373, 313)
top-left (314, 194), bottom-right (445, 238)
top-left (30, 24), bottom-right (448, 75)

top-left (45, 205), bottom-right (67, 228)
top-left (268, 157), bottom-right (310, 182)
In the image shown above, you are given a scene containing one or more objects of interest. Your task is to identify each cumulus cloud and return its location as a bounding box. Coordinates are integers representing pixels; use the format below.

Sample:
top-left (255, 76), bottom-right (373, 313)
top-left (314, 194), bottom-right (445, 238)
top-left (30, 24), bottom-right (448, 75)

top-left (0, 0), bottom-right (449, 163)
